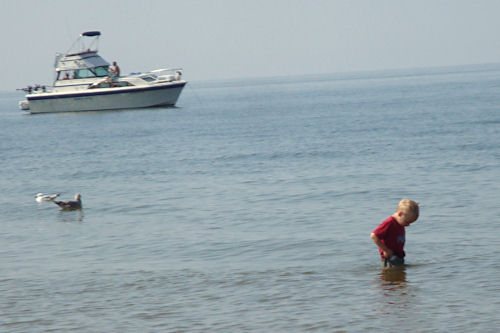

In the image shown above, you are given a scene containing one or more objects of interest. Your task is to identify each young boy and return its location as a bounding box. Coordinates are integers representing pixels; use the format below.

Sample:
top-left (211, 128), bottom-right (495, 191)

top-left (370, 199), bottom-right (419, 267)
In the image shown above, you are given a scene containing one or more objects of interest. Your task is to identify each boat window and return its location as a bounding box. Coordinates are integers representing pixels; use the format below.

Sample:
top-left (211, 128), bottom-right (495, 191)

top-left (114, 81), bottom-right (134, 87)
top-left (141, 75), bottom-right (156, 82)
top-left (97, 82), bottom-right (112, 88)
top-left (75, 69), bottom-right (96, 78)
top-left (94, 66), bottom-right (110, 77)
top-left (58, 70), bottom-right (74, 80)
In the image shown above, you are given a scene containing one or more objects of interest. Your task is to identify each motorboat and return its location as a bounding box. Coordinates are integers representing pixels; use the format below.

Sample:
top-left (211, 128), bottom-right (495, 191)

top-left (18, 31), bottom-right (186, 113)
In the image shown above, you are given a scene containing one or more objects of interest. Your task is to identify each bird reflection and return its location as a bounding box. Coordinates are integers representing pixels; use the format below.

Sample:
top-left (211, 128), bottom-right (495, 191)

top-left (57, 210), bottom-right (84, 223)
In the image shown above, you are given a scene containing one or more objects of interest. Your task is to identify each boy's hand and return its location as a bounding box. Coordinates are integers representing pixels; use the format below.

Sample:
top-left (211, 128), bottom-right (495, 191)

top-left (383, 249), bottom-right (394, 258)
top-left (370, 232), bottom-right (394, 259)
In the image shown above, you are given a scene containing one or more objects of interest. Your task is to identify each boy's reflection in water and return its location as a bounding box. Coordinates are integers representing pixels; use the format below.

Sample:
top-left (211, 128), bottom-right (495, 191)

top-left (376, 267), bottom-right (411, 315)
top-left (380, 266), bottom-right (407, 284)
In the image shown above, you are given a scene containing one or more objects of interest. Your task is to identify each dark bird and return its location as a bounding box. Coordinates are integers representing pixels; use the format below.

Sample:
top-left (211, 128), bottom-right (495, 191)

top-left (54, 193), bottom-right (82, 210)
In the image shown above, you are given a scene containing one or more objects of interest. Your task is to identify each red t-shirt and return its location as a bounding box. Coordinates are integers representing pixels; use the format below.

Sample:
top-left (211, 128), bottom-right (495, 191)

top-left (372, 216), bottom-right (405, 258)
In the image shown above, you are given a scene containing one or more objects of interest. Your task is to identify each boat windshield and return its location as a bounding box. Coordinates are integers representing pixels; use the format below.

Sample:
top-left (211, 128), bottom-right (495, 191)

top-left (93, 66), bottom-right (110, 77)
top-left (77, 66), bottom-right (109, 78)
top-left (57, 66), bottom-right (110, 80)
top-left (75, 69), bottom-right (95, 78)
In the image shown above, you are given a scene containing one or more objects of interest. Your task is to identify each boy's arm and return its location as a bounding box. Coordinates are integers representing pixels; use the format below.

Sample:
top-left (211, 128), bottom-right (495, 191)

top-left (370, 232), bottom-right (394, 258)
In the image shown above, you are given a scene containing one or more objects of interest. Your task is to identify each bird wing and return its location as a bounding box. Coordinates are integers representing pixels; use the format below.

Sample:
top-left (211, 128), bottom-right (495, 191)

top-left (54, 200), bottom-right (81, 209)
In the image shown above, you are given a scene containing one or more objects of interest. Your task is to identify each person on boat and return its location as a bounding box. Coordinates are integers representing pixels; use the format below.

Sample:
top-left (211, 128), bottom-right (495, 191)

top-left (62, 73), bottom-right (69, 80)
top-left (109, 61), bottom-right (120, 77)
top-left (370, 198), bottom-right (419, 268)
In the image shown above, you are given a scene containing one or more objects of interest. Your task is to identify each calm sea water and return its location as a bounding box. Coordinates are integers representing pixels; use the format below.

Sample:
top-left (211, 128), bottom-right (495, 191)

top-left (1, 65), bottom-right (499, 332)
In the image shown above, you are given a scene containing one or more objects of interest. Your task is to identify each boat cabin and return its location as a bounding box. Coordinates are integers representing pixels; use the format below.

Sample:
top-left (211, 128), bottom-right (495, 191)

top-left (55, 51), bottom-right (111, 80)
top-left (53, 31), bottom-right (115, 88)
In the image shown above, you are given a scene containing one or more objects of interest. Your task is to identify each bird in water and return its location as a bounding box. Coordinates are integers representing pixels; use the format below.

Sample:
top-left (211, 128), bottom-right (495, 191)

top-left (35, 193), bottom-right (60, 203)
top-left (54, 193), bottom-right (82, 210)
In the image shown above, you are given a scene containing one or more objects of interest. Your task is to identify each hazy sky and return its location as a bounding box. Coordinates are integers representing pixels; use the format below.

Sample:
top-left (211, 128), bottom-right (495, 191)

top-left (2, 0), bottom-right (500, 90)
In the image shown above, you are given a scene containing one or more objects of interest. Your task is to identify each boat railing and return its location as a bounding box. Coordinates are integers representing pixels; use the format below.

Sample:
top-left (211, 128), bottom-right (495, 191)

top-left (17, 85), bottom-right (51, 94)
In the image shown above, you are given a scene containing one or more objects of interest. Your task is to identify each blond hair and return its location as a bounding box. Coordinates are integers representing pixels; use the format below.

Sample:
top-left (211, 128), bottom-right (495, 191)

top-left (397, 198), bottom-right (419, 218)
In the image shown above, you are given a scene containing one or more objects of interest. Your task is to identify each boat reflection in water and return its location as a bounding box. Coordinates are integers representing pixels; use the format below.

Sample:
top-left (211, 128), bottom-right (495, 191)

top-left (19, 31), bottom-right (186, 114)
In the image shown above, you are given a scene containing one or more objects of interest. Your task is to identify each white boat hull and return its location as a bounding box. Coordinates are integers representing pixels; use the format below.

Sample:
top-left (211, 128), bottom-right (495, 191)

top-left (25, 81), bottom-right (186, 114)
